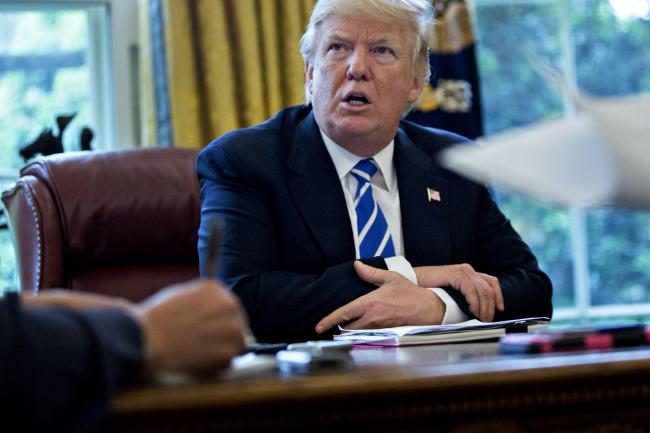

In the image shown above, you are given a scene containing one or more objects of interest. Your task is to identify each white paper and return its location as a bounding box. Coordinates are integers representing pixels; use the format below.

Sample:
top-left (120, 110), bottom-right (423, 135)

top-left (338, 317), bottom-right (549, 337)
top-left (440, 93), bottom-right (650, 207)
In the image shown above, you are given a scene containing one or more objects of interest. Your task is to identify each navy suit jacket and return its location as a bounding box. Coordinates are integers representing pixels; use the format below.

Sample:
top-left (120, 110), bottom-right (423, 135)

top-left (197, 106), bottom-right (552, 343)
top-left (0, 293), bottom-right (143, 433)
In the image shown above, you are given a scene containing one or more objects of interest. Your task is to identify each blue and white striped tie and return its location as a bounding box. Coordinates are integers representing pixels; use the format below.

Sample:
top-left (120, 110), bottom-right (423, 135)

top-left (350, 159), bottom-right (396, 258)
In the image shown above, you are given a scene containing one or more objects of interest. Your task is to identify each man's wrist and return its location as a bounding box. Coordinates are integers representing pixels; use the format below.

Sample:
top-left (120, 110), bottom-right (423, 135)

top-left (385, 257), bottom-right (468, 324)
top-left (420, 287), bottom-right (446, 324)
top-left (130, 307), bottom-right (163, 374)
top-left (429, 288), bottom-right (469, 324)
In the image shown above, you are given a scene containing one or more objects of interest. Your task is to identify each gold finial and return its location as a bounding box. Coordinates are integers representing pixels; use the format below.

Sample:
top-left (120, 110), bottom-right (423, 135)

top-left (430, 0), bottom-right (476, 54)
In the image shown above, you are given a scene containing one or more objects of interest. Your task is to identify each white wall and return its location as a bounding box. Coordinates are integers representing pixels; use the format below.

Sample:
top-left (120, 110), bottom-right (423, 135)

top-left (107, 0), bottom-right (139, 148)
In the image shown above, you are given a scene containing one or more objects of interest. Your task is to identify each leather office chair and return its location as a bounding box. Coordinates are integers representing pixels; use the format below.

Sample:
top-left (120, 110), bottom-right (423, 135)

top-left (1, 148), bottom-right (200, 302)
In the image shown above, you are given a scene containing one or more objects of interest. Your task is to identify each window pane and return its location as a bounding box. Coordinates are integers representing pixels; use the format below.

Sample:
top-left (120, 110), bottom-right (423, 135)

top-left (0, 8), bottom-right (91, 171)
top-left (587, 209), bottom-right (650, 305)
top-left (473, 2), bottom-right (564, 135)
top-left (0, 227), bottom-right (16, 293)
top-left (494, 192), bottom-right (575, 308)
top-left (572, 0), bottom-right (650, 306)
top-left (473, 1), bottom-right (575, 308)
top-left (1, 177), bottom-right (17, 294)
top-left (573, 0), bottom-right (650, 97)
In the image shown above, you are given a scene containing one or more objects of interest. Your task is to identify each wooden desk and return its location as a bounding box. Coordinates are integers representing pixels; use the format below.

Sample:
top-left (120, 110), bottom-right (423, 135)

top-left (105, 344), bottom-right (650, 432)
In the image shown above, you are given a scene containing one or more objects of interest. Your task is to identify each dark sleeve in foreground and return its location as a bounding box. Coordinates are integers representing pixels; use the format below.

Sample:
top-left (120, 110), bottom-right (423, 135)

top-left (0, 294), bottom-right (144, 433)
top-left (197, 142), bottom-right (384, 343)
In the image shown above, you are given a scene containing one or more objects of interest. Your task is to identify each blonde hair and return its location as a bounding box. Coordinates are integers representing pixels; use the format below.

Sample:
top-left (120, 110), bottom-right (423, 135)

top-left (300, 0), bottom-right (434, 114)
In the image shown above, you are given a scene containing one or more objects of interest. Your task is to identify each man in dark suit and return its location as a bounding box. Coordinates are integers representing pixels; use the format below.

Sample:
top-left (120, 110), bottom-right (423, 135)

top-left (0, 280), bottom-right (246, 433)
top-left (197, 0), bottom-right (552, 343)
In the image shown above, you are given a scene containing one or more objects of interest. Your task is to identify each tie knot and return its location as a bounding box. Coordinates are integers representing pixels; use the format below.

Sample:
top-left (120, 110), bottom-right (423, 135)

top-left (351, 159), bottom-right (377, 183)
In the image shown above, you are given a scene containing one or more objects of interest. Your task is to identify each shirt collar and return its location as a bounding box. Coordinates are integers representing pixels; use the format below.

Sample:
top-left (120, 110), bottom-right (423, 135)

top-left (320, 129), bottom-right (396, 192)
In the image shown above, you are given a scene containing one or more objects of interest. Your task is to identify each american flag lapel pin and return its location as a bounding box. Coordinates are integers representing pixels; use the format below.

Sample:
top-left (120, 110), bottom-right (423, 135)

top-left (427, 187), bottom-right (441, 203)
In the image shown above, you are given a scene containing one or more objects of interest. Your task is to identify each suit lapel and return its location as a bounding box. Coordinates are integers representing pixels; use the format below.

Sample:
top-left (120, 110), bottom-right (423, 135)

top-left (395, 128), bottom-right (451, 266)
top-left (285, 113), bottom-right (356, 264)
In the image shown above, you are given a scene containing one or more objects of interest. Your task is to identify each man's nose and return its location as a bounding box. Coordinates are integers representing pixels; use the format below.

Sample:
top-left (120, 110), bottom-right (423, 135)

top-left (346, 47), bottom-right (371, 81)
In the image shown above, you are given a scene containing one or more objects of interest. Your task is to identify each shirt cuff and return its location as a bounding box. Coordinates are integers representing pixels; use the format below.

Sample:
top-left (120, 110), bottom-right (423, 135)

top-left (385, 256), bottom-right (417, 284)
top-left (429, 288), bottom-right (470, 324)
top-left (384, 257), bottom-right (468, 325)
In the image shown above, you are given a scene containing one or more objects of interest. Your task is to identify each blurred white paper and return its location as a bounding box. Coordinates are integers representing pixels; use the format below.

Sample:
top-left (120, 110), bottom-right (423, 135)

top-left (440, 93), bottom-right (650, 207)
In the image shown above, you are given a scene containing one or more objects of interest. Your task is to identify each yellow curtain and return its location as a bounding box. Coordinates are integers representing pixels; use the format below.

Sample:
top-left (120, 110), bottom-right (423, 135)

top-left (140, 0), bottom-right (316, 149)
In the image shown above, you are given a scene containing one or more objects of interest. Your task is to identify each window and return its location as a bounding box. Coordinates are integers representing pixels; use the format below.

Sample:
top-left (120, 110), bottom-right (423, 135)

top-left (470, 0), bottom-right (650, 321)
top-left (0, 1), bottom-right (115, 292)
top-left (0, 3), bottom-right (114, 163)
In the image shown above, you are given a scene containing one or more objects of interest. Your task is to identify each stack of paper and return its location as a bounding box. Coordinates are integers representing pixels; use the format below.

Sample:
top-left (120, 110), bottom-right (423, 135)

top-left (439, 93), bottom-right (650, 207)
top-left (335, 317), bottom-right (550, 346)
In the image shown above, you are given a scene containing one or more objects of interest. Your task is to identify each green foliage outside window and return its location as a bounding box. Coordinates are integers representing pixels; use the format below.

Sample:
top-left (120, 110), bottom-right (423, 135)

top-left (474, 0), bottom-right (650, 311)
top-left (0, 10), bottom-right (89, 171)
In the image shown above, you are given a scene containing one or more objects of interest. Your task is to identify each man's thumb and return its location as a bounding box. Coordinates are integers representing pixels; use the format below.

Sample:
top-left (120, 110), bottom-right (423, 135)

top-left (353, 260), bottom-right (389, 286)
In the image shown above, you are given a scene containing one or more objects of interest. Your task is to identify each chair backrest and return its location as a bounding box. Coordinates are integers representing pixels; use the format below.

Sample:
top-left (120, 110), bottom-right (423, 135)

top-left (1, 148), bottom-right (200, 302)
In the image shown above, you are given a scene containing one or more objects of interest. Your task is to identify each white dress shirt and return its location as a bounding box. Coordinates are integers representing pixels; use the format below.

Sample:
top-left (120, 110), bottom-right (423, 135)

top-left (320, 130), bottom-right (468, 324)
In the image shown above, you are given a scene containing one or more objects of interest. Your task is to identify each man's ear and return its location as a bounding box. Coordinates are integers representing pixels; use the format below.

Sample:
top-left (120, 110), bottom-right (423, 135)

top-left (305, 62), bottom-right (314, 93)
top-left (408, 75), bottom-right (426, 104)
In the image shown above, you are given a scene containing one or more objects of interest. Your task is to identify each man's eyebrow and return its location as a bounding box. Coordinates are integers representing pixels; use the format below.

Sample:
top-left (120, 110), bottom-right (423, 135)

top-left (369, 35), bottom-right (400, 46)
top-left (324, 31), bottom-right (354, 43)
top-left (323, 32), bottom-right (401, 47)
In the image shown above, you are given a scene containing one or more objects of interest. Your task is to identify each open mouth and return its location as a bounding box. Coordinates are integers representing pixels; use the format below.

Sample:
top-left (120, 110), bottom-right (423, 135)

top-left (344, 93), bottom-right (370, 106)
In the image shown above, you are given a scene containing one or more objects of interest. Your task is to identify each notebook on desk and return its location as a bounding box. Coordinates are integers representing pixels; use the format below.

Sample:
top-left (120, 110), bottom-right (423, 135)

top-left (334, 317), bottom-right (550, 347)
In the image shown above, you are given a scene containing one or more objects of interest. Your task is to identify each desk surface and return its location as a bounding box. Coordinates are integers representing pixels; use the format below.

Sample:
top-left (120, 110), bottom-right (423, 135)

top-left (106, 343), bottom-right (650, 433)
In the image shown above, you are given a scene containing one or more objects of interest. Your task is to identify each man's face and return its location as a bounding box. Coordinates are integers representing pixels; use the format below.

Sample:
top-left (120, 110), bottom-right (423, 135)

top-left (306, 14), bottom-right (424, 155)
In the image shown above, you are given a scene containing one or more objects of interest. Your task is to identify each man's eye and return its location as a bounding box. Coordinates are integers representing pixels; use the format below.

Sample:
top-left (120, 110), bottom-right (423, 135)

top-left (374, 46), bottom-right (392, 55)
top-left (329, 43), bottom-right (344, 51)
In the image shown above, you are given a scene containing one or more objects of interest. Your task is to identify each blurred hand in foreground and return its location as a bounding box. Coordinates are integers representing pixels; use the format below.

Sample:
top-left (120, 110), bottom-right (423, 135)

top-left (23, 279), bottom-right (247, 373)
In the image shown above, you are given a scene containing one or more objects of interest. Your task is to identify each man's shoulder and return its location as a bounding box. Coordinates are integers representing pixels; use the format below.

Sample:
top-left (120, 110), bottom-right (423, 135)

top-left (202, 105), bottom-right (311, 154)
top-left (197, 105), bottom-right (312, 176)
top-left (397, 120), bottom-right (486, 193)
top-left (399, 119), bottom-right (471, 153)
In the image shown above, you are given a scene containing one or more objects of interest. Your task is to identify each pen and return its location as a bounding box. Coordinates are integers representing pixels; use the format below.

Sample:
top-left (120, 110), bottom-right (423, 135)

top-left (205, 218), bottom-right (259, 348)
